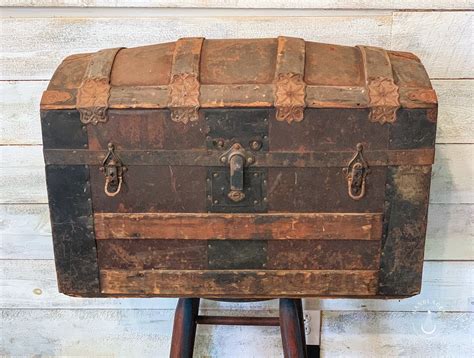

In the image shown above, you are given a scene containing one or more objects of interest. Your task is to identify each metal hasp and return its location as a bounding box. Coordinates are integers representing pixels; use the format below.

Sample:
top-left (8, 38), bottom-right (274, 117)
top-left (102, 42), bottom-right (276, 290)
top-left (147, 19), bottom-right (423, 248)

top-left (100, 143), bottom-right (126, 197)
top-left (344, 143), bottom-right (370, 201)
top-left (219, 143), bottom-right (255, 202)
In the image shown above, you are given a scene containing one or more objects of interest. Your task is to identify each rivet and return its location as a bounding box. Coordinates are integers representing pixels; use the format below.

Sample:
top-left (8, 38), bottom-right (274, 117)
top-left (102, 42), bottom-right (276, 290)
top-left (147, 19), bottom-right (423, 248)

top-left (253, 200), bottom-right (259, 204)
top-left (250, 140), bottom-right (262, 151)
top-left (32, 288), bottom-right (43, 295)
top-left (220, 157), bottom-right (227, 163)
top-left (206, 178), bottom-right (210, 182)
top-left (247, 157), bottom-right (254, 164)
top-left (263, 197), bottom-right (268, 202)
top-left (213, 173), bottom-right (219, 177)
top-left (254, 173), bottom-right (259, 177)
top-left (214, 200), bottom-right (219, 204)
top-left (82, 126), bottom-right (87, 132)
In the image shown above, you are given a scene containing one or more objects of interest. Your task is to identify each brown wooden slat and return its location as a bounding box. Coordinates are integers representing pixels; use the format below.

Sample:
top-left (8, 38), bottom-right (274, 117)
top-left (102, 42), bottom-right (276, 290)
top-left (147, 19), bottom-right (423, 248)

top-left (99, 269), bottom-right (378, 297)
top-left (94, 213), bottom-right (383, 241)
top-left (267, 240), bottom-right (381, 270)
top-left (41, 84), bottom-right (436, 110)
top-left (97, 239), bottom-right (208, 270)
top-left (97, 239), bottom-right (381, 271)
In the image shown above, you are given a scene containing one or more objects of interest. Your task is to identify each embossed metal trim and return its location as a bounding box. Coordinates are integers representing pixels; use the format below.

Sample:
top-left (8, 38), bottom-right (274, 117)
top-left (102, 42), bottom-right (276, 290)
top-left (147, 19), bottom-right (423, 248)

top-left (274, 36), bottom-right (306, 123)
top-left (76, 48), bottom-right (123, 125)
top-left (368, 77), bottom-right (400, 124)
top-left (168, 37), bottom-right (204, 124)
top-left (168, 73), bottom-right (200, 124)
top-left (274, 73), bottom-right (306, 123)
top-left (358, 45), bottom-right (400, 125)
top-left (77, 78), bottom-right (111, 125)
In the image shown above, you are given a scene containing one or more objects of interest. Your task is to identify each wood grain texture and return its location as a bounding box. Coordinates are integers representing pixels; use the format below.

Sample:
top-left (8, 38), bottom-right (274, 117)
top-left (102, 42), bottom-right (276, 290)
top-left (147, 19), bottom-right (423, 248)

top-left (0, 308), bottom-right (285, 358)
top-left (1, 144), bottom-right (470, 204)
top-left (2, 203), bottom-right (471, 261)
top-left (2, 260), bottom-right (472, 312)
top-left (100, 269), bottom-right (379, 297)
top-left (0, 16), bottom-right (392, 80)
top-left (2, 80), bottom-right (472, 146)
top-left (320, 311), bottom-right (473, 358)
top-left (391, 11), bottom-right (473, 78)
top-left (2, 1), bottom-right (473, 9)
top-left (94, 212), bottom-right (383, 241)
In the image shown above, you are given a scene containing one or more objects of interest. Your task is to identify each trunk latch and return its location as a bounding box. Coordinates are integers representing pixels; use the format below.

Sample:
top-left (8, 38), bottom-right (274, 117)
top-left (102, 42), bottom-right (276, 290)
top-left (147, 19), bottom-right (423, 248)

top-left (219, 143), bottom-right (255, 202)
top-left (100, 143), bottom-right (127, 197)
top-left (344, 143), bottom-right (370, 201)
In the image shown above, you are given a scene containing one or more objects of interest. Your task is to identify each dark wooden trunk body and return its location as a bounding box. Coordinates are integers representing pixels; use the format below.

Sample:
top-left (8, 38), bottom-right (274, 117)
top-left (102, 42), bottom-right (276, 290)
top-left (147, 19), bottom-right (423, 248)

top-left (40, 37), bottom-right (437, 299)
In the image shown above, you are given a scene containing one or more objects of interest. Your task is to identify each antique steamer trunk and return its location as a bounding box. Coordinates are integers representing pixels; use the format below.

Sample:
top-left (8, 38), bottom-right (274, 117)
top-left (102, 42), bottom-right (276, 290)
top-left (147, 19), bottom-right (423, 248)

top-left (40, 37), bottom-right (437, 299)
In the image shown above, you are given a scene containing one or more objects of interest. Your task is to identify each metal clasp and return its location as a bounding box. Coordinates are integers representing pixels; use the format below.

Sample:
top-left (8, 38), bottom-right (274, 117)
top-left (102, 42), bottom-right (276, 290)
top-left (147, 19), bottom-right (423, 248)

top-left (343, 143), bottom-right (369, 201)
top-left (219, 143), bottom-right (255, 202)
top-left (100, 143), bottom-right (126, 197)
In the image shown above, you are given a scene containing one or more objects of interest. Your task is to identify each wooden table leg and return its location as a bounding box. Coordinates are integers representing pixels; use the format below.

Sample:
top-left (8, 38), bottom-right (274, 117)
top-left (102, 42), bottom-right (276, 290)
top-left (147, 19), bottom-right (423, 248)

top-left (170, 298), bottom-right (200, 358)
top-left (279, 299), bottom-right (308, 358)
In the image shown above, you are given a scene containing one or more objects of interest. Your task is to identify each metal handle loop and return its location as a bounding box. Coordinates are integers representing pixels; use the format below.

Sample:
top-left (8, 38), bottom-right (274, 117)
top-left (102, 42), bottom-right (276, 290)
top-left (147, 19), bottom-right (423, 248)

top-left (104, 175), bottom-right (123, 197)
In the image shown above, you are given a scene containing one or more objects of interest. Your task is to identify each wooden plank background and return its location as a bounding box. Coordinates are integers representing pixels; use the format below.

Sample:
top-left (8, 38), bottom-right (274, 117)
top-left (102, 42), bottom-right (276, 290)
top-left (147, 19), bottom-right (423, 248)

top-left (1, 3), bottom-right (473, 357)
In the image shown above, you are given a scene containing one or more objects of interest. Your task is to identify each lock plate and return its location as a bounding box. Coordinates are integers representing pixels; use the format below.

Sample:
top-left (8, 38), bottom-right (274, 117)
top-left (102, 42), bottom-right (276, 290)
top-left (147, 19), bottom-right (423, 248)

top-left (206, 167), bottom-right (268, 213)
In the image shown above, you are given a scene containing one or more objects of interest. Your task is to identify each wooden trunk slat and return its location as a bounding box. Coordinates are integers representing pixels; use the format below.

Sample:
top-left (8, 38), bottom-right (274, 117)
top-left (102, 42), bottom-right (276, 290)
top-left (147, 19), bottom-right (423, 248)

top-left (94, 212), bottom-right (383, 241)
top-left (97, 239), bottom-right (381, 270)
top-left (99, 269), bottom-right (379, 297)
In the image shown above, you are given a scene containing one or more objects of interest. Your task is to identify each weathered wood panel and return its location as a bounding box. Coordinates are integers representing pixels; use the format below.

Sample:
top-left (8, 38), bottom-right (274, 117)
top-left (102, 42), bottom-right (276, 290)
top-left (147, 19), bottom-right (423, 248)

top-left (2, 203), bottom-right (471, 261)
top-left (2, 260), bottom-right (472, 312)
top-left (100, 269), bottom-right (379, 297)
top-left (1, 308), bottom-right (284, 358)
top-left (391, 11), bottom-right (473, 78)
top-left (2, 80), bottom-right (471, 145)
top-left (0, 16), bottom-right (391, 80)
top-left (320, 311), bottom-right (473, 358)
top-left (432, 80), bottom-right (474, 144)
top-left (94, 212), bottom-right (383, 241)
top-left (1, 144), bottom-right (470, 204)
top-left (2, 1), bottom-right (472, 9)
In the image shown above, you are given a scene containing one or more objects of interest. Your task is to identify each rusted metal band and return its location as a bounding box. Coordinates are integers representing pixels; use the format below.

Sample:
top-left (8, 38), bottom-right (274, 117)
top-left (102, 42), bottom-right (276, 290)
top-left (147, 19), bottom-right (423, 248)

top-left (168, 37), bottom-right (205, 124)
top-left (357, 45), bottom-right (400, 124)
top-left (76, 47), bottom-right (123, 125)
top-left (274, 36), bottom-right (306, 123)
top-left (43, 148), bottom-right (434, 167)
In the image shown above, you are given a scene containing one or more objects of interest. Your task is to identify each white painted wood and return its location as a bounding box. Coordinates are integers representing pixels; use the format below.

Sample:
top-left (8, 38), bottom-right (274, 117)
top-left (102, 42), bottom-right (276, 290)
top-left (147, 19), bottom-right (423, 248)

top-left (0, 15), bottom-right (388, 80)
top-left (2, 144), bottom-right (471, 204)
top-left (0, 204), bottom-right (52, 259)
top-left (432, 80), bottom-right (474, 144)
top-left (2, 260), bottom-right (472, 312)
top-left (430, 144), bottom-right (474, 204)
top-left (1, 203), bottom-right (472, 260)
top-left (0, 81), bottom-right (45, 145)
top-left (1, 308), bottom-right (284, 358)
top-left (425, 203), bottom-right (474, 260)
top-left (391, 11), bottom-right (474, 78)
top-left (320, 311), bottom-right (473, 357)
top-left (2, 80), bottom-right (472, 145)
top-left (1, 13), bottom-right (471, 80)
top-left (2, 0), bottom-right (473, 9)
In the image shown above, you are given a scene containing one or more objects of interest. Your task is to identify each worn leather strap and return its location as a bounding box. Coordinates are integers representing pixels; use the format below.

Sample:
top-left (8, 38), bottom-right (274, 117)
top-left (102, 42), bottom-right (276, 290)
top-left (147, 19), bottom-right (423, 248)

top-left (357, 45), bottom-right (400, 124)
top-left (168, 37), bottom-right (205, 124)
top-left (274, 36), bottom-right (306, 123)
top-left (76, 47), bottom-right (123, 125)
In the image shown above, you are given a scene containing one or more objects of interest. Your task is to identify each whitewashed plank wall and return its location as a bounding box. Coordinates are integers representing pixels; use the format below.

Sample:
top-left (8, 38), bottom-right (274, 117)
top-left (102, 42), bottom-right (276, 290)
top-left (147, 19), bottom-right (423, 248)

top-left (0, 2), bottom-right (473, 357)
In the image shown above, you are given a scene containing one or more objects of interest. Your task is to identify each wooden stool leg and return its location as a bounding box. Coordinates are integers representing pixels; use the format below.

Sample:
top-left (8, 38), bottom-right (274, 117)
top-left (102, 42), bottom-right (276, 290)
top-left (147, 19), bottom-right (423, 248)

top-left (295, 299), bottom-right (307, 354)
top-left (170, 298), bottom-right (200, 358)
top-left (279, 299), bottom-right (307, 358)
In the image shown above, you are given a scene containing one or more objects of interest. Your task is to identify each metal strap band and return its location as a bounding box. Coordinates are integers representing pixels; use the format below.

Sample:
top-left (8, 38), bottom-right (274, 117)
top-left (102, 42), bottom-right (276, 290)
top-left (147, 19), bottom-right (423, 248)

top-left (357, 45), bottom-right (400, 124)
top-left (76, 47), bottom-right (123, 125)
top-left (168, 37), bottom-right (205, 124)
top-left (274, 36), bottom-right (306, 123)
